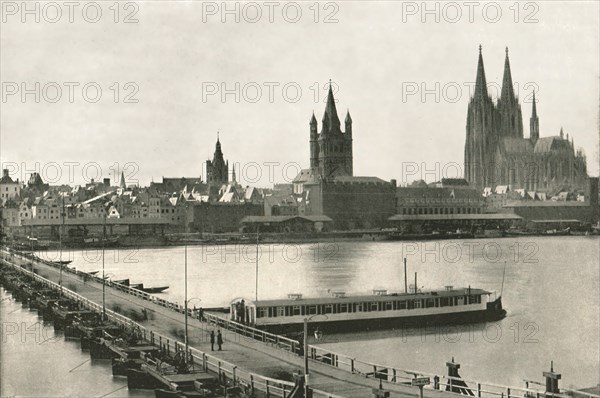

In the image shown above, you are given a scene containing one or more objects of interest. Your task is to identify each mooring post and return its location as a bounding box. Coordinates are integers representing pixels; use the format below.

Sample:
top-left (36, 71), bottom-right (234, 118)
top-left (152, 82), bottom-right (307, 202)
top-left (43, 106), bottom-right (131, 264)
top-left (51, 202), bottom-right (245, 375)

top-left (543, 361), bottom-right (561, 397)
top-left (372, 378), bottom-right (390, 398)
top-left (446, 357), bottom-right (460, 393)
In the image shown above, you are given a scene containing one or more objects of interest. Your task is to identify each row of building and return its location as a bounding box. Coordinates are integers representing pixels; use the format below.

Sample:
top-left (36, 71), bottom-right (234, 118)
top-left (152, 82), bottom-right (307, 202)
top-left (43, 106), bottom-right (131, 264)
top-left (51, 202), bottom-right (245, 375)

top-left (1, 47), bottom-right (598, 238)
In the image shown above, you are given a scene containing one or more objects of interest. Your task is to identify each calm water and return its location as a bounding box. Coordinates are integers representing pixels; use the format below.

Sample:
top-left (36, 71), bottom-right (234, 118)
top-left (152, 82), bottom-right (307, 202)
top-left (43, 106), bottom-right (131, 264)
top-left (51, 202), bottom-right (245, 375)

top-left (26, 237), bottom-right (600, 391)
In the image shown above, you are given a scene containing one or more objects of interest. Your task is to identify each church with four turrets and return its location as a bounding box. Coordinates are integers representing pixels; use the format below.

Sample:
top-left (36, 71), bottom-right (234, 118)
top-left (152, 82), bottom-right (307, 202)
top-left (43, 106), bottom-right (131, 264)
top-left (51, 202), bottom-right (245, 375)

top-left (294, 83), bottom-right (397, 229)
top-left (464, 46), bottom-right (588, 193)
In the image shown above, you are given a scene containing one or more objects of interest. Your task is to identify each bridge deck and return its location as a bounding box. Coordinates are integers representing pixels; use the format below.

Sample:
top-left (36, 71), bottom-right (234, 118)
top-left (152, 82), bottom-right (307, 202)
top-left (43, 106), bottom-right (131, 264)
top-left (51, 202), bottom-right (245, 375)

top-left (1, 252), bottom-right (474, 398)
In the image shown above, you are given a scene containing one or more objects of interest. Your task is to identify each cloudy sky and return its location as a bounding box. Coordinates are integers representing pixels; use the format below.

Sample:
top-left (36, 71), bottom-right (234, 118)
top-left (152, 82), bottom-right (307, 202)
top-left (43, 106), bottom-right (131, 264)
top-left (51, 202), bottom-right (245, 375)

top-left (1, 0), bottom-right (598, 187)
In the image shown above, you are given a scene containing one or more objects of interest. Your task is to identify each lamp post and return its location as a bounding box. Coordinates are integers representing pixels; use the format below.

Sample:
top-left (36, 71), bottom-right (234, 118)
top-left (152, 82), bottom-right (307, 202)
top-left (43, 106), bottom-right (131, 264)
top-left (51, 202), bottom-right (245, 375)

top-left (184, 244), bottom-right (188, 356)
top-left (59, 195), bottom-right (65, 294)
top-left (101, 213), bottom-right (107, 322)
top-left (303, 314), bottom-right (327, 397)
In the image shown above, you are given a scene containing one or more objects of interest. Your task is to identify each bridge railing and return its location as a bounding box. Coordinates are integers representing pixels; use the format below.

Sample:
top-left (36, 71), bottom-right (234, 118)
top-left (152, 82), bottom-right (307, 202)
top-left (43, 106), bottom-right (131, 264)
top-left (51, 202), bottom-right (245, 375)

top-left (0, 257), bottom-right (310, 398)
top-left (204, 312), bottom-right (299, 353)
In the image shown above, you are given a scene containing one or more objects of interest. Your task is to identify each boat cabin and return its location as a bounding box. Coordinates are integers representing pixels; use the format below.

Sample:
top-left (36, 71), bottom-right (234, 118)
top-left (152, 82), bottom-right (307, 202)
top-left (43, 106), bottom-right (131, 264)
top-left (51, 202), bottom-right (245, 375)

top-left (230, 287), bottom-right (493, 328)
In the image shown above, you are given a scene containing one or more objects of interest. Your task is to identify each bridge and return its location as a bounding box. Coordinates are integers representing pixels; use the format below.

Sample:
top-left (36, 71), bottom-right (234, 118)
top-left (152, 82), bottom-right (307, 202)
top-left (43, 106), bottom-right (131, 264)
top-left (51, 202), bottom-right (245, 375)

top-left (1, 249), bottom-right (593, 398)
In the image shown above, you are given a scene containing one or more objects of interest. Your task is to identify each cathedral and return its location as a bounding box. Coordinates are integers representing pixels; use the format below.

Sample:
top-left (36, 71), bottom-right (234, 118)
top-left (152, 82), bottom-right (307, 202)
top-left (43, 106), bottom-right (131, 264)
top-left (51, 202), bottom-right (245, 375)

top-left (464, 46), bottom-right (588, 192)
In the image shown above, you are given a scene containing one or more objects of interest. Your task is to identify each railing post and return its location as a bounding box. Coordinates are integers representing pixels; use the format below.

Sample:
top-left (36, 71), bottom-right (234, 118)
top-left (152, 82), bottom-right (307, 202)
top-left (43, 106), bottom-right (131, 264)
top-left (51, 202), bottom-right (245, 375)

top-left (392, 369), bottom-right (397, 383)
top-left (477, 383), bottom-right (481, 397)
top-left (266, 379), bottom-right (270, 398)
top-left (250, 375), bottom-right (255, 395)
top-left (351, 359), bottom-right (355, 373)
top-left (218, 361), bottom-right (222, 382)
top-left (202, 353), bottom-right (207, 371)
top-left (508, 388), bottom-right (511, 398)
top-left (232, 366), bottom-right (237, 385)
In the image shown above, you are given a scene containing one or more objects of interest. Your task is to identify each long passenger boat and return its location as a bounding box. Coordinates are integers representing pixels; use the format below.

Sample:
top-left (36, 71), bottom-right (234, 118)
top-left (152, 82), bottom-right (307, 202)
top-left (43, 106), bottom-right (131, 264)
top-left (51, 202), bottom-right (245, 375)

top-left (229, 286), bottom-right (506, 334)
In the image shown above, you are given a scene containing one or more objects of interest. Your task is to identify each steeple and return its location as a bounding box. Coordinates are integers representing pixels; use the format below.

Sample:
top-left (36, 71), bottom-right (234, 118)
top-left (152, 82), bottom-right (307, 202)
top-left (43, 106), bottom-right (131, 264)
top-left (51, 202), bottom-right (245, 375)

top-left (207, 133), bottom-right (229, 187)
top-left (529, 91), bottom-right (539, 144)
top-left (120, 171), bottom-right (126, 189)
top-left (321, 81), bottom-right (341, 133)
top-left (498, 47), bottom-right (523, 138)
top-left (345, 110), bottom-right (352, 124)
top-left (310, 112), bottom-right (317, 126)
top-left (232, 164), bottom-right (236, 183)
top-left (560, 127), bottom-right (564, 139)
top-left (474, 45), bottom-right (488, 99)
top-left (311, 79), bottom-right (353, 178)
top-left (500, 47), bottom-right (516, 103)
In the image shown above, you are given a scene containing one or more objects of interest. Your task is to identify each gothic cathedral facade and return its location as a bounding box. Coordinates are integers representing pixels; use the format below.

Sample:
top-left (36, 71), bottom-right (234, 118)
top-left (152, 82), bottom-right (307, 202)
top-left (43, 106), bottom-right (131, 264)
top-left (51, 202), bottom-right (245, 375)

top-left (464, 47), bottom-right (587, 192)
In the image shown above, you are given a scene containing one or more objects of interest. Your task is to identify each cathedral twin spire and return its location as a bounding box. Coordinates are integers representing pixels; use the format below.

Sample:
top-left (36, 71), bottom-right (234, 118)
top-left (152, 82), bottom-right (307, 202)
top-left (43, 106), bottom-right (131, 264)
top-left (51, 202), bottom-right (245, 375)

top-left (472, 45), bottom-right (524, 138)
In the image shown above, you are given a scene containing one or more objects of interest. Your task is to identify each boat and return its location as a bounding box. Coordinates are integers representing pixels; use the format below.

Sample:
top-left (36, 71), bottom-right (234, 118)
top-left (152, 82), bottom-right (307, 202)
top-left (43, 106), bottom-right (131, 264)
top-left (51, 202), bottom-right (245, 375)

top-left (141, 286), bottom-right (169, 294)
top-left (230, 286), bottom-right (506, 334)
top-left (130, 283), bottom-right (144, 290)
top-left (51, 260), bottom-right (73, 266)
top-left (113, 278), bottom-right (130, 286)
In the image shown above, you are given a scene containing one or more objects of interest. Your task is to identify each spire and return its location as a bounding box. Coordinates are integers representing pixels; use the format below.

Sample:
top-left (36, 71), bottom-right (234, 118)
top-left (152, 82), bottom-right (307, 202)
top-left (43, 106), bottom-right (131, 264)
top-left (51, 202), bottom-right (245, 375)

top-left (120, 171), bottom-right (126, 189)
top-left (560, 127), bottom-right (564, 139)
top-left (474, 45), bottom-right (488, 99)
top-left (529, 90), bottom-right (539, 144)
top-left (310, 112), bottom-right (317, 125)
top-left (500, 47), bottom-right (516, 102)
top-left (322, 80), bottom-right (341, 132)
top-left (345, 109), bottom-right (352, 123)
top-left (215, 132), bottom-right (222, 153)
top-left (231, 164), bottom-right (236, 183)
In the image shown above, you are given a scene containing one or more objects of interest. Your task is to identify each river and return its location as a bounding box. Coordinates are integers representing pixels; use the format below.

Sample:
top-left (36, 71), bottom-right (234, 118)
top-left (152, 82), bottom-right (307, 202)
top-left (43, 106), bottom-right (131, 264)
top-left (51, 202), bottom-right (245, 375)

top-left (14, 236), bottom-right (600, 393)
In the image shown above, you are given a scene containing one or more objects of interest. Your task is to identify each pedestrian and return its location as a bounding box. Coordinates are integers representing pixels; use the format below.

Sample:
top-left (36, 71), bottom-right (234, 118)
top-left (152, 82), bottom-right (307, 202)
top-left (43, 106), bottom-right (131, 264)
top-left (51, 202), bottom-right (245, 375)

top-left (210, 330), bottom-right (215, 351)
top-left (217, 330), bottom-right (223, 351)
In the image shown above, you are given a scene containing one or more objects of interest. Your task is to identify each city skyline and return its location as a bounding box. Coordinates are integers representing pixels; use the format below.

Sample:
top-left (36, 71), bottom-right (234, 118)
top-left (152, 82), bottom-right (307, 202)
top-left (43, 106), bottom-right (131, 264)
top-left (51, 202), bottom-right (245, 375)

top-left (1, 1), bottom-right (598, 187)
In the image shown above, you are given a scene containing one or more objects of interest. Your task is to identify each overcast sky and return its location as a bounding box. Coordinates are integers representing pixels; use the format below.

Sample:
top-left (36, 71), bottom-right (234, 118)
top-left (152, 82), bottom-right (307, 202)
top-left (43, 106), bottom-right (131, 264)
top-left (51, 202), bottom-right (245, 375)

top-left (1, 0), bottom-right (598, 187)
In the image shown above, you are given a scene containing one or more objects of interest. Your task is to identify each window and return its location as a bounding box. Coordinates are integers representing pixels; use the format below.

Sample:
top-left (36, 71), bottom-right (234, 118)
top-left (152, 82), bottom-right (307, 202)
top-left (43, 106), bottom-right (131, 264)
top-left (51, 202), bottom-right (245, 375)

top-left (324, 304), bottom-right (333, 314)
top-left (293, 306), bottom-right (301, 316)
top-left (385, 301), bottom-right (393, 311)
top-left (426, 299), bottom-right (435, 308)
top-left (414, 300), bottom-right (422, 309)
top-left (307, 305), bottom-right (317, 315)
top-left (258, 308), bottom-right (268, 318)
top-left (398, 301), bottom-right (407, 310)
top-left (339, 304), bottom-right (348, 313)
top-left (370, 302), bottom-right (378, 311)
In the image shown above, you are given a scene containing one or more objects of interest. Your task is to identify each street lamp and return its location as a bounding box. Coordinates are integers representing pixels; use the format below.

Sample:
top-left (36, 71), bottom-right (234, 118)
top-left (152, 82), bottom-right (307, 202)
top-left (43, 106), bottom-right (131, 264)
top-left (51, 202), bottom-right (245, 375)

top-left (303, 314), bottom-right (328, 397)
top-left (101, 213), bottom-right (107, 321)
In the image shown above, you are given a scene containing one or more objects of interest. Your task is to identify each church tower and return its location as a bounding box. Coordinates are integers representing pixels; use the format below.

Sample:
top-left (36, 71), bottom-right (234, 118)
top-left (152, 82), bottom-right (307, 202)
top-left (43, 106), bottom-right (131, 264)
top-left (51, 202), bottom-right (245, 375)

top-left (497, 47), bottom-right (523, 138)
top-left (310, 83), bottom-right (353, 178)
top-left (465, 45), bottom-right (498, 189)
top-left (206, 134), bottom-right (229, 186)
top-left (529, 91), bottom-right (539, 144)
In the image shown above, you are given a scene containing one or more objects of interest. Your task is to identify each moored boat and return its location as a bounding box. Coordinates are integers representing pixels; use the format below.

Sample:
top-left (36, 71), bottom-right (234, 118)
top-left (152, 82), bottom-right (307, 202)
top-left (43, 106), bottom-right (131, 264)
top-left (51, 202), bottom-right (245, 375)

top-left (141, 286), bottom-right (169, 294)
top-left (230, 286), bottom-right (506, 334)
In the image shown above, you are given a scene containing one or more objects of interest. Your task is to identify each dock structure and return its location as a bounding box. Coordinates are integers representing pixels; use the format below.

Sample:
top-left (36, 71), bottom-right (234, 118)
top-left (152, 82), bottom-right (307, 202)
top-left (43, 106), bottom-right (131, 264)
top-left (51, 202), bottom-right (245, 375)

top-left (1, 250), bottom-right (598, 398)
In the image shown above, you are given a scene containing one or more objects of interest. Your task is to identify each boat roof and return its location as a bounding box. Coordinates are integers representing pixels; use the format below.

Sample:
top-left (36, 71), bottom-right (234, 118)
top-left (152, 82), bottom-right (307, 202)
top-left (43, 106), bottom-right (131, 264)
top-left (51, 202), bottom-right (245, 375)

top-left (238, 288), bottom-right (491, 307)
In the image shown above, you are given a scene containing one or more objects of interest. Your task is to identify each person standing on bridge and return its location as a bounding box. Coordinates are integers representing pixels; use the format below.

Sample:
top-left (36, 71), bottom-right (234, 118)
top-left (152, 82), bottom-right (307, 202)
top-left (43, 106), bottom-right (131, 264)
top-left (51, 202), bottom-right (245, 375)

top-left (210, 330), bottom-right (215, 351)
top-left (217, 330), bottom-right (223, 351)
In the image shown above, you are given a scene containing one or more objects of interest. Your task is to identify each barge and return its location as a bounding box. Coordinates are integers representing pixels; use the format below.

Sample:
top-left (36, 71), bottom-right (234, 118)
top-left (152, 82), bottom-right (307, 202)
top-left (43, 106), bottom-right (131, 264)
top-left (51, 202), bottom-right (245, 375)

top-left (230, 286), bottom-right (506, 334)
